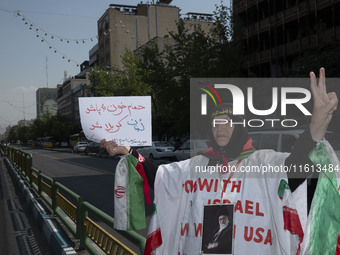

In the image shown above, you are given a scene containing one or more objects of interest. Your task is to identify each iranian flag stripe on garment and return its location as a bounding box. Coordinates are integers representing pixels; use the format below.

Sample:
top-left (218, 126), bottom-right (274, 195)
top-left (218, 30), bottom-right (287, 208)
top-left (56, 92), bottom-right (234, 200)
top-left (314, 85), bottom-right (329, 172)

top-left (144, 203), bottom-right (162, 255)
top-left (278, 179), bottom-right (305, 255)
top-left (301, 142), bottom-right (340, 254)
top-left (114, 154), bottom-right (146, 230)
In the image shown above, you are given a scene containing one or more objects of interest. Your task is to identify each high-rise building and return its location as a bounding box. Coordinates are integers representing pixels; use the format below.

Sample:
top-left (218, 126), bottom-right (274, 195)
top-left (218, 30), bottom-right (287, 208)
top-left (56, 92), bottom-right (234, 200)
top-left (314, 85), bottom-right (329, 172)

top-left (36, 88), bottom-right (58, 119)
top-left (233, 0), bottom-right (340, 77)
top-left (97, 1), bottom-right (214, 69)
top-left (57, 72), bottom-right (91, 125)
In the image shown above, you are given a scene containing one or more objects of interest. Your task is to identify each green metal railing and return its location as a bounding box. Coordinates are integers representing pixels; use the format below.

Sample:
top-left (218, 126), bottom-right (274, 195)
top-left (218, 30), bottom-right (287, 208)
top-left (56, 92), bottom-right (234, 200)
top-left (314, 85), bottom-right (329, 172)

top-left (0, 144), bottom-right (146, 255)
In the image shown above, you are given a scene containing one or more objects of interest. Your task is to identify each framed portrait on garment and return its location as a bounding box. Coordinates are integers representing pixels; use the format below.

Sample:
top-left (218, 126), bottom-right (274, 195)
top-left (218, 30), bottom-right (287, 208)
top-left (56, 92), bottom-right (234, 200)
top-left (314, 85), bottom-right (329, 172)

top-left (200, 204), bottom-right (234, 255)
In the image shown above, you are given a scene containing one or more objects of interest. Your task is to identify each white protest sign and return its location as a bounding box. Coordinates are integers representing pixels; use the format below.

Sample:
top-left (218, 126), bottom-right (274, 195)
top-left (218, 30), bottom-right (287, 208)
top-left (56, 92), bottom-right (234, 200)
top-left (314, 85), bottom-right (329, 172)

top-left (79, 96), bottom-right (151, 146)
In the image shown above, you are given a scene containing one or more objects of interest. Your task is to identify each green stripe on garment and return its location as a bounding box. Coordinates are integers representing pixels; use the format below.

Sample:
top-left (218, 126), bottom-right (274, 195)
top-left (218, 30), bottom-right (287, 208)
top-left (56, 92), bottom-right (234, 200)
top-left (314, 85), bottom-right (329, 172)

top-left (124, 154), bottom-right (146, 230)
top-left (278, 179), bottom-right (290, 199)
top-left (151, 203), bottom-right (157, 216)
top-left (234, 148), bottom-right (256, 160)
top-left (308, 143), bottom-right (340, 255)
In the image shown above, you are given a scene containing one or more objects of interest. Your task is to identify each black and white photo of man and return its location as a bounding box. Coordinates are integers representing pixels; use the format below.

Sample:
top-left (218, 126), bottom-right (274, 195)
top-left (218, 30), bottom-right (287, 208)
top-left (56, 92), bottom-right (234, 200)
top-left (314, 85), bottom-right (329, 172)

top-left (201, 205), bottom-right (233, 254)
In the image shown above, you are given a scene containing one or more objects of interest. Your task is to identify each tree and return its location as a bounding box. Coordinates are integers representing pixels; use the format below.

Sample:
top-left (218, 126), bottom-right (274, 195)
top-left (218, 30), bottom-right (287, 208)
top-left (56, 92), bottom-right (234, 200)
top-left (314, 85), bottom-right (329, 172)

top-left (90, 2), bottom-right (243, 139)
top-left (90, 50), bottom-right (151, 97)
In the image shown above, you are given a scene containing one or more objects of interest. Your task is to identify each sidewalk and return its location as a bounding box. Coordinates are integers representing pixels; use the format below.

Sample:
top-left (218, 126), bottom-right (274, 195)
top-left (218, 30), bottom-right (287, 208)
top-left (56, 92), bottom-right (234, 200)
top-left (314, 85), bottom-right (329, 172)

top-left (0, 157), bottom-right (52, 255)
top-left (0, 153), bottom-right (79, 255)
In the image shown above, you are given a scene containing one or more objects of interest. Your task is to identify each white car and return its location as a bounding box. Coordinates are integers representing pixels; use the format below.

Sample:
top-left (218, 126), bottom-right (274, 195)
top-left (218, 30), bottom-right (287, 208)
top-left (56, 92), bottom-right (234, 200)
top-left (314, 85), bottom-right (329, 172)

top-left (137, 141), bottom-right (175, 159)
top-left (73, 141), bottom-right (88, 153)
top-left (173, 140), bottom-right (209, 161)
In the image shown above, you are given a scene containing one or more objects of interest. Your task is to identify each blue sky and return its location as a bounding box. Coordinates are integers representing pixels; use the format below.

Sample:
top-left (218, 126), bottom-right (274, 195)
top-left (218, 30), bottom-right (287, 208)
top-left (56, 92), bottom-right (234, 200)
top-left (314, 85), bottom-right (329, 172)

top-left (0, 0), bottom-right (228, 134)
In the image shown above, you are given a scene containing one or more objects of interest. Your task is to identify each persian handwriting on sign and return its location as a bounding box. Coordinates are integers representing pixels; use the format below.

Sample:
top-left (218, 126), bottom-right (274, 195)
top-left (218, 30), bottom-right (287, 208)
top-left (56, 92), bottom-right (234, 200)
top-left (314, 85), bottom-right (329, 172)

top-left (89, 116), bottom-right (145, 133)
top-left (79, 96), bottom-right (152, 146)
top-left (104, 115), bottom-right (129, 133)
top-left (90, 121), bottom-right (102, 130)
top-left (127, 118), bottom-right (145, 132)
top-left (86, 103), bottom-right (146, 116)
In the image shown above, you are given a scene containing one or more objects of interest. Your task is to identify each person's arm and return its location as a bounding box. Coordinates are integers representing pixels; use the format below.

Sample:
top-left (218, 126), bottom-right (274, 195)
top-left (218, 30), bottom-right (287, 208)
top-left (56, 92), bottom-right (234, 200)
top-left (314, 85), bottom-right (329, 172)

top-left (285, 128), bottom-right (317, 191)
top-left (100, 139), bottom-right (159, 188)
top-left (286, 68), bottom-right (338, 190)
top-left (309, 68), bottom-right (338, 142)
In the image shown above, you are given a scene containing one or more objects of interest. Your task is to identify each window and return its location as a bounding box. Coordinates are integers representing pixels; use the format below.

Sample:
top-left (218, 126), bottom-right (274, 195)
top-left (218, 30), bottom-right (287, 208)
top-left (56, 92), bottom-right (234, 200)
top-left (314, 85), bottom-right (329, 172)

top-left (196, 140), bottom-right (208, 149)
top-left (180, 141), bottom-right (190, 150)
top-left (259, 134), bottom-right (279, 151)
top-left (281, 135), bottom-right (297, 152)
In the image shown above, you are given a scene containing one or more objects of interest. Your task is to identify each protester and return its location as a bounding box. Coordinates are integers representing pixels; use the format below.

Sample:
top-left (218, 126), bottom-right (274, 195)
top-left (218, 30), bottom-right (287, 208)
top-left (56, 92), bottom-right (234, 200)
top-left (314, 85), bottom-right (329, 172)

top-left (101, 68), bottom-right (340, 254)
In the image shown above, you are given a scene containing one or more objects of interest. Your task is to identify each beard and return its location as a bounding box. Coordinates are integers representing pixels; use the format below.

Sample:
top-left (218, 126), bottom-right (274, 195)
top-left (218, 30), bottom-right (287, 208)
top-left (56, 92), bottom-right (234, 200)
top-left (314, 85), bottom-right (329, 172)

top-left (219, 219), bottom-right (229, 230)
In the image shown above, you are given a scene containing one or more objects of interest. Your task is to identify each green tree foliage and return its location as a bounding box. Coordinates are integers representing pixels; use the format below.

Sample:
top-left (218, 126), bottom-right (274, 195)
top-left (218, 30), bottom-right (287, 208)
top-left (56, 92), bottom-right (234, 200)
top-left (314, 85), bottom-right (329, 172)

top-left (90, 50), bottom-right (151, 97)
top-left (6, 114), bottom-right (77, 145)
top-left (90, 2), bottom-right (243, 139)
top-left (210, 3), bottom-right (245, 77)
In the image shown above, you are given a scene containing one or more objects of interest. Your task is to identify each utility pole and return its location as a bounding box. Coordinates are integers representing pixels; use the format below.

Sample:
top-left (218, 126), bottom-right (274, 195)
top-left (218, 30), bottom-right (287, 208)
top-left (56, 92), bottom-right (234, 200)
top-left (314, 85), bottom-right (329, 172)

top-left (46, 56), bottom-right (49, 88)
top-left (23, 93), bottom-right (25, 120)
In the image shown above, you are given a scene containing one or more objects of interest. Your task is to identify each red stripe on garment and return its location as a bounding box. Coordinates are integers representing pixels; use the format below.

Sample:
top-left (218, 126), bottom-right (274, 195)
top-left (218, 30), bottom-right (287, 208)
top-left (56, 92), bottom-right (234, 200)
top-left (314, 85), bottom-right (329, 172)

top-left (144, 228), bottom-right (162, 255)
top-left (336, 217), bottom-right (340, 255)
top-left (136, 162), bottom-right (151, 204)
top-left (282, 206), bottom-right (304, 255)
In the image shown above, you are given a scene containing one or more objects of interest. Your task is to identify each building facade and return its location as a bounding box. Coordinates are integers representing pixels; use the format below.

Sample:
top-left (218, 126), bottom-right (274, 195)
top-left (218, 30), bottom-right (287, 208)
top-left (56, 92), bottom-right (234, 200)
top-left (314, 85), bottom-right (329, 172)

top-left (89, 43), bottom-right (99, 67)
top-left (97, 1), bottom-right (214, 69)
top-left (36, 88), bottom-right (58, 119)
top-left (57, 72), bottom-right (91, 126)
top-left (233, 0), bottom-right (340, 77)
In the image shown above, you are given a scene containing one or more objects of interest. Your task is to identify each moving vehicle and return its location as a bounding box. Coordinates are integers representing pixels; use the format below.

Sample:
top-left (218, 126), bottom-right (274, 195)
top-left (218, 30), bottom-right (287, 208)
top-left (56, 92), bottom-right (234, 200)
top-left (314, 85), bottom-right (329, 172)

top-left (69, 131), bottom-right (86, 148)
top-left (137, 141), bottom-right (175, 159)
top-left (73, 141), bottom-right (88, 153)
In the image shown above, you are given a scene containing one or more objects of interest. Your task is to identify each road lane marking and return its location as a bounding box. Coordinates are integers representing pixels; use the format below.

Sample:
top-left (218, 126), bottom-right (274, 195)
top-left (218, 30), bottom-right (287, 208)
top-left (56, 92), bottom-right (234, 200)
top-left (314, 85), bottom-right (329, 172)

top-left (26, 150), bottom-right (114, 176)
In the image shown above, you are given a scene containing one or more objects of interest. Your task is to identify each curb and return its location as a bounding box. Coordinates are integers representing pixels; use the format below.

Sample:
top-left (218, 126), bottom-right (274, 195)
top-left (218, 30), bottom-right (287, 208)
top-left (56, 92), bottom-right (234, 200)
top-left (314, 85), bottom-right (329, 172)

top-left (4, 157), bottom-right (77, 255)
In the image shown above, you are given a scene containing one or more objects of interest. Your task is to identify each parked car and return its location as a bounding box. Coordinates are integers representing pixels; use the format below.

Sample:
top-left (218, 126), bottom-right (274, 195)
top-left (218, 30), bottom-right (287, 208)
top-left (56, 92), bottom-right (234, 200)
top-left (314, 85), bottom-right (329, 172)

top-left (85, 142), bottom-right (106, 155)
top-left (248, 129), bottom-right (340, 157)
top-left (42, 142), bottom-right (53, 148)
top-left (137, 141), bottom-right (175, 159)
top-left (173, 139), bottom-right (209, 161)
top-left (73, 141), bottom-right (88, 153)
top-left (61, 141), bottom-right (69, 148)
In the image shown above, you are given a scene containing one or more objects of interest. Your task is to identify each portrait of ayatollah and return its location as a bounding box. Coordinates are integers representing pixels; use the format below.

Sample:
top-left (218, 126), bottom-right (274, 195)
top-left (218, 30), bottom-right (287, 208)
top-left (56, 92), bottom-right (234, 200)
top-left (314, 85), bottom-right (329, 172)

top-left (201, 204), bottom-right (234, 254)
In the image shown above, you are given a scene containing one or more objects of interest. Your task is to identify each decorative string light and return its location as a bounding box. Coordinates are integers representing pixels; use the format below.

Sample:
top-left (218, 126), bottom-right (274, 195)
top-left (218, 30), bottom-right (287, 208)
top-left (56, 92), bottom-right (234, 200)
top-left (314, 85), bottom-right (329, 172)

top-left (16, 10), bottom-right (98, 44)
top-left (0, 99), bottom-right (36, 118)
top-left (14, 9), bottom-right (112, 67)
top-left (14, 8), bottom-right (150, 66)
top-left (33, 29), bottom-right (82, 66)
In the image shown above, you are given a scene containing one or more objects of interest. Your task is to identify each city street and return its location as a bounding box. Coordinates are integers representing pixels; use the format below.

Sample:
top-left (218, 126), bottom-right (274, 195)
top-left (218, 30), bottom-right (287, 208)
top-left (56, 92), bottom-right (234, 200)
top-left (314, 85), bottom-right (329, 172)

top-left (20, 147), bottom-right (153, 254)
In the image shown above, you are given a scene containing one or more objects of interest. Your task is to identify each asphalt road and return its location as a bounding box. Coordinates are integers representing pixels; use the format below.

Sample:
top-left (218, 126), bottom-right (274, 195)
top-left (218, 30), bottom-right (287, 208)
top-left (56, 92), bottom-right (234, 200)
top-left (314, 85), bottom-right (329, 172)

top-left (27, 148), bottom-right (118, 216)
top-left (20, 147), bottom-right (153, 254)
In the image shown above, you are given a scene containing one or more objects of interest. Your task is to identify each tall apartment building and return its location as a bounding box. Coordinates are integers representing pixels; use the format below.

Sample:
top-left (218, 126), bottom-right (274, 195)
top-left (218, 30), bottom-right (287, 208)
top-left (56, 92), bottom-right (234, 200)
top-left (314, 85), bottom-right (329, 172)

top-left (97, 0), bottom-right (214, 69)
top-left (36, 88), bottom-right (58, 120)
top-left (233, 0), bottom-right (340, 77)
top-left (57, 70), bottom-right (91, 126)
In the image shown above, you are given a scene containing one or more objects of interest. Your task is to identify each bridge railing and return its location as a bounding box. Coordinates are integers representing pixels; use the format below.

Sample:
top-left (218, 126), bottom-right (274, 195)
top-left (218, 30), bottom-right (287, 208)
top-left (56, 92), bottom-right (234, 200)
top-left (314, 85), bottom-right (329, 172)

top-left (0, 145), bottom-right (146, 255)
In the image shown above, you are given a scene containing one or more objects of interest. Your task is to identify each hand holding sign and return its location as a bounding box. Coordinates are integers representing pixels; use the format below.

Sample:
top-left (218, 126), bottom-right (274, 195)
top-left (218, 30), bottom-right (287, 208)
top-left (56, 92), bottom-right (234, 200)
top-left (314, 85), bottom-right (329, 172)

top-left (79, 96), bottom-right (151, 146)
top-left (100, 139), bottom-right (129, 156)
top-left (310, 68), bottom-right (338, 141)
